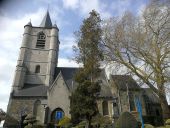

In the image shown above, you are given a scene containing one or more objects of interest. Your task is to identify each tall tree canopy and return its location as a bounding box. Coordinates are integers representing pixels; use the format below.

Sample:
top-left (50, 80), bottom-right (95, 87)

top-left (70, 10), bottom-right (103, 127)
top-left (103, 1), bottom-right (170, 120)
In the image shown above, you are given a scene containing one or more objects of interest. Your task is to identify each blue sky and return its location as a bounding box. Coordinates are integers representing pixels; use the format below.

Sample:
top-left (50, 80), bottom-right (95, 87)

top-left (0, 0), bottom-right (150, 122)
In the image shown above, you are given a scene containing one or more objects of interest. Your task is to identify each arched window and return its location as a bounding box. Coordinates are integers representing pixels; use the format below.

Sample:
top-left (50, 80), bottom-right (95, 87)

top-left (33, 100), bottom-right (42, 121)
top-left (36, 31), bottom-right (46, 48)
top-left (51, 108), bottom-right (64, 123)
top-left (35, 65), bottom-right (40, 73)
top-left (102, 100), bottom-right (109, 116)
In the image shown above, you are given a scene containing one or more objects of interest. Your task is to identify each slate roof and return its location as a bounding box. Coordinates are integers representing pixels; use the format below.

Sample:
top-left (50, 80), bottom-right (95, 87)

top-left (142, 88), bottom-right (160, 104)
top-left (54, 67), bottom-right (113, 98)
top-left (54, 67), bottom-right (79, 91)
top-left (39, 10), bottom-right (52, 28)
top-left (111, 75), bottom-right (140, 91)
top-left (13, 84), bottom-right (48, 97)
top-left (99, 84), bottom-right (114, 98)
top-left (13, 69), bottom-right (139, 98)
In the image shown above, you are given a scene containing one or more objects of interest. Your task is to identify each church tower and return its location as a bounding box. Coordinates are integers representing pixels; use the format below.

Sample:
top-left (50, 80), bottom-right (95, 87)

top-left (5, 11), bottom-right (60, 127)
top-left (12, 10), bottom-right (59, 91)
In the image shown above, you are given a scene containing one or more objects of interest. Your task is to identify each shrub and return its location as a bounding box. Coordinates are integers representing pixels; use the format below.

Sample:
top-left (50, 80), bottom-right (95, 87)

top-left (166, 119), bottom-right (170, 125)
top-left (143, 124), bottom-right (154, 128)
top-left (58, 116), bottom-right (71, 127)
top-left (24, 124), bottom-right (32, 128)
top-left (92, 114), bottom-right (112, 126)
top-left (115, 111), bottom-right (138, 128)
top-left (33, 125), bottom-right (45, 128)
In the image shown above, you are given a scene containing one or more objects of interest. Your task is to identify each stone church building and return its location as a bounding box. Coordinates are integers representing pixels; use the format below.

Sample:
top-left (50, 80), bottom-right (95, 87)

top-left (5, 11), bottom-right (162, 127)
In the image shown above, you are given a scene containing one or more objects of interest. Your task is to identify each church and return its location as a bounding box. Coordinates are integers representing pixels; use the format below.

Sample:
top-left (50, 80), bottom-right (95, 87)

top-left (5, 11), bottom-right (162, 127)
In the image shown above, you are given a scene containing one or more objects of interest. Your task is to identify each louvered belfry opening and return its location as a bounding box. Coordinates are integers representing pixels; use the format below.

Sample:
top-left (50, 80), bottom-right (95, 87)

top-left (36, 31), bottom-right (46, 48)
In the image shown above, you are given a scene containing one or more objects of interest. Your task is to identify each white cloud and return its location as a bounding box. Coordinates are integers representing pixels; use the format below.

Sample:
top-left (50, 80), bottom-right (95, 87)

top-left (59, 35), bottom-right (76, 58)
top-left (62, 0), bottom-right (112, 19)
top-left (58, 58), bottom-right (79, 67)
top-left (110, 0), bottom-right (131, 16)
top-left (62, 0), bottom-right (79, 9)
top-left (79, 0), bottom-right (100, 15)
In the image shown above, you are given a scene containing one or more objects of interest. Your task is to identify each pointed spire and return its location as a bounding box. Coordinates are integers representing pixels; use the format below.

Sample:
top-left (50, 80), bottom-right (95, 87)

top-left (24, 20), bottom-right (32, 28)
top-left (27, 21), bottom-right (32, 26)
top-left (40, 10), bottom-right (52, 28)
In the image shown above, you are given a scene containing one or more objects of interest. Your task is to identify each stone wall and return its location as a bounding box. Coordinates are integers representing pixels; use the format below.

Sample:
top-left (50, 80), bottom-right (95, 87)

top-left (5, 97), bottom-right (45, 127)
top-left (48, 73), bottom-right (71, 121)
top-left (97, 98), bottom-right (113, 118)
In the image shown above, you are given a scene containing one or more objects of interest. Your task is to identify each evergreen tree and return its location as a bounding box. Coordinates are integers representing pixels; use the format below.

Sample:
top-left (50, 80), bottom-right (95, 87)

top-left (70, 10), bottom-right (103, 128)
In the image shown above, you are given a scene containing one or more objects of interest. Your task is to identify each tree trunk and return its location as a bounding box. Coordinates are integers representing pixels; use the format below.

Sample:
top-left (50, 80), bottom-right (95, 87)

top-left (159, 93), bottom-right (170, 121)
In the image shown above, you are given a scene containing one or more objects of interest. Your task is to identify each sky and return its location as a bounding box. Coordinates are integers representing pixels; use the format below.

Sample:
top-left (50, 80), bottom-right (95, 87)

top-left (0, 0), bottom-right (149, 121)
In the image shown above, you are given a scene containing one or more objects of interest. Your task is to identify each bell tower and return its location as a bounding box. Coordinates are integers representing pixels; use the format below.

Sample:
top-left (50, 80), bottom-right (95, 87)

top-left (12, 10), bottom-right (59, 91)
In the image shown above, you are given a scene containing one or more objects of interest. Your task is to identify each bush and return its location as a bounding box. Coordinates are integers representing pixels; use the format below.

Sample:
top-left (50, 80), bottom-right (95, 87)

top-left (58, 116), bottom-right (71, 127)
top-left (24, 124), bottom-right (32, 128)
top-left (76, 120), bottom-right (86, 128)
top-left (143, 124), bottom-right (154, 128)
top-left (115, 112), bottom-right (138, 128)
top-left (92, 114), bottom-right (112, 126)
top-left (33, 125), bottom-right (45, 128)
top-left (166, 119), bottom-right (170, 125)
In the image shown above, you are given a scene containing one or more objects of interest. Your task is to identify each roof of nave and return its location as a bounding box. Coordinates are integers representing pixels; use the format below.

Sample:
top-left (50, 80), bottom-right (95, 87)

top-left (142, 88), bottom-right (160, 104)
top-left (54, 67), bottom-right (113, 98)
top-left (54, 67), bottom-right (79, 91)
top-left (12, 68), bottom-right (141, 98)
top-left (110, 75), bottom-right (140, 91)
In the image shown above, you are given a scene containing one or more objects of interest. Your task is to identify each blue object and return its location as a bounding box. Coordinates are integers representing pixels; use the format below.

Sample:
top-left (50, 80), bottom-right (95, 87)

top-left (55, 111), bottom-right (63, 120)
top-left (135, 97), bottom-right (144, 128)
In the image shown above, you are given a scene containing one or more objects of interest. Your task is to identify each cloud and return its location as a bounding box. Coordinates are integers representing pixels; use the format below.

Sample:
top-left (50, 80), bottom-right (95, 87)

top-left (110, 0), bottom-right (131, 16)
top-left (62, 0), bottom-right (79, 9)
top-left (61, 0), bottom-right (112, 19)
top-left (58, 58), bottom-right (79, 67)
top-left (59, 35), bottom-right (76, 58)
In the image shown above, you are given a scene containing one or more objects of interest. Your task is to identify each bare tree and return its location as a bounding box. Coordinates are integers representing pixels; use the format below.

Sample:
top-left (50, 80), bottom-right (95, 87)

top-left (103, 1), bottom-right (170, 120)
top-left (0, 109), bottom-right (6, 123)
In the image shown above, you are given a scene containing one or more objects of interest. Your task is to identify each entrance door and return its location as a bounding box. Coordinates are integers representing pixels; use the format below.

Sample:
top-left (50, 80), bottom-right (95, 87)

top-left (51, 108), bottom-right (64, 123)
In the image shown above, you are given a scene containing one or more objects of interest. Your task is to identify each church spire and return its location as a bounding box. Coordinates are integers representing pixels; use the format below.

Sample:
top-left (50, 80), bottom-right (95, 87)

top-left (40, 10), bottom-right (52, 28)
